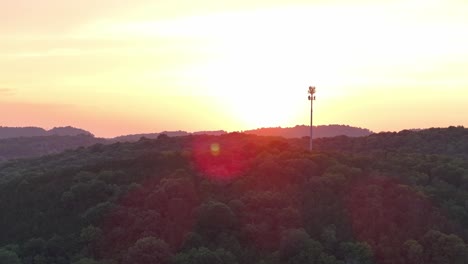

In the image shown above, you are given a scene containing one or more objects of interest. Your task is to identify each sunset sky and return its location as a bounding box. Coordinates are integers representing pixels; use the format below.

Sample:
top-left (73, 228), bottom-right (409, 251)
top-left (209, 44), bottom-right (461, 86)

top-left (1, 0), bottom-right (467, 137)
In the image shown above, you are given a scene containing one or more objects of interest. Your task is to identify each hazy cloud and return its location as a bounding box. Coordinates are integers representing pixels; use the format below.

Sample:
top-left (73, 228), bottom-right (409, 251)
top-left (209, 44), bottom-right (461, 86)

top-left (0, 101), bottom-right (74, 109)
top-left (0, 101), bottom-right (78, 131)
top-left (0, 88), bottom-right (15, 96)
top-left (0, 1), bottom-right (155, 35)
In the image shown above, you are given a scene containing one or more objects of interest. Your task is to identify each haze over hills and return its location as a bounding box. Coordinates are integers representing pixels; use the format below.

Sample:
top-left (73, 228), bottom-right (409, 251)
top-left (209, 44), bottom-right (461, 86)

top-left (244, 125), bottom-right (373, 138)
top-left (0, 135), bottom-right (105, 162)
top-left (0, 126), bottom-right (93, 139)
top-left (0, 124), bottom-right (371, 162)
top-left (111, 130), bottom-right (227, 143)
top-left (0, 126), bottom-right (100, 162)
top-left (0, 124), bottom-right (372, 141)
top-left (111, 125), bottom-right (372, 142)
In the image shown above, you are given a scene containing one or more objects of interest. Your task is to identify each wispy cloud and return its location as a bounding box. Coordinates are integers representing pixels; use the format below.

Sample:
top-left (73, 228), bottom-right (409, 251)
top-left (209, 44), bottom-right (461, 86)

top-left (0, 88), bottom-right (15, 96)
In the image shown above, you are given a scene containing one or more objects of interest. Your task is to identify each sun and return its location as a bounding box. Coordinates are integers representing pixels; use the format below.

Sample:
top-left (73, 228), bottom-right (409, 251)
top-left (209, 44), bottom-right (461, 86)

top-left (227, 93), bottom-right (302, 129)
top-left (189, 56), bottom-right (305, 129)
top-left (144, 6), bottom-right (355, 131)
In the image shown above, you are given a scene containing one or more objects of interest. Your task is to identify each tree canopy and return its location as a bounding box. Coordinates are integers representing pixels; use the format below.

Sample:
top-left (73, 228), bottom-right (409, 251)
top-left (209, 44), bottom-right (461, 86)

top-left (1, 127), bottom-right (468, 264)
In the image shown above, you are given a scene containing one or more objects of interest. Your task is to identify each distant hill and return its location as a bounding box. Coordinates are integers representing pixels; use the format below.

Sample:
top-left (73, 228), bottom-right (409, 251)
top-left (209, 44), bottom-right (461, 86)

top-left (46, 126), bottom-right (92, 136)
top-left (313, 126), bottom-right (468, 157)
top-left (111, 130), bottom-right (227, 142)
top-left (0, 126), bottom-right (47, 138)
top-left (0, 129), bottom-right (227, 161)
top-left (111, 126), bottom-right (370, 143)
top-left (0, 125), bottom-right (372, 162)
top-left (0, 126), bottom-right (93, 139)
top-left (0, 134), bottom-right (105, 162)
top-left (244, 124), bottom-right (373, 138)
top-left (111, 130), bottom-right (190, 142)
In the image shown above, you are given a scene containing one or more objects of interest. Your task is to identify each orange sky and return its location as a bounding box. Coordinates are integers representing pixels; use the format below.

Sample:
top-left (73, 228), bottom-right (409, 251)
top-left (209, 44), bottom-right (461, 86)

top-left (1, 0), bottom-right (467, 137)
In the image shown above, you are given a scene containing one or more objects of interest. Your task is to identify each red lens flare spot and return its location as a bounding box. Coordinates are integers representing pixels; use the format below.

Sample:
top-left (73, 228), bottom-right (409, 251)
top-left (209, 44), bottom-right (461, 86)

top-left (191, 136), bottom-right (249, 181)
top-left (210, 143), bottom-right (220, 156)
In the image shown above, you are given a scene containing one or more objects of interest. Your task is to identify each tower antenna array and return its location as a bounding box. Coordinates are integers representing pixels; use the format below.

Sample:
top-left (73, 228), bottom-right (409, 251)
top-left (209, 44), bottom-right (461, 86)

top-left (308, 86), bottom-right (316, 151)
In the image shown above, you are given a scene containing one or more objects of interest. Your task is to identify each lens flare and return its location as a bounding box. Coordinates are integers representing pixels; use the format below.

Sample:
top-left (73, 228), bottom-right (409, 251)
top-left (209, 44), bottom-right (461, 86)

top-left (210, 143), bottom-right (220, 156)
top-left (191, 135), bottom-right (249, 181)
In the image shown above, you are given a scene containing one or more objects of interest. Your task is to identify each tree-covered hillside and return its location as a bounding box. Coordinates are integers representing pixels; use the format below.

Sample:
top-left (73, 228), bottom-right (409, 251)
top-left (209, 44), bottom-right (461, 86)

top-left (0, 127), bottom-right (468, 264)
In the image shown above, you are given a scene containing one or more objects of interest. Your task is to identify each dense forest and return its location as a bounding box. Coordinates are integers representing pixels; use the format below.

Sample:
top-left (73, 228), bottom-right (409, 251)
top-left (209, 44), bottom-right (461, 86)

top-left (0, 126), bottom-right (468, 264)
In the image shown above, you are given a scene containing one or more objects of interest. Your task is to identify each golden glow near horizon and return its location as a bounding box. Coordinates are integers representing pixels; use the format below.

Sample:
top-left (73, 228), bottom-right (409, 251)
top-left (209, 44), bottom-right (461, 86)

top-left (1, 0), bottom-right (467, 137)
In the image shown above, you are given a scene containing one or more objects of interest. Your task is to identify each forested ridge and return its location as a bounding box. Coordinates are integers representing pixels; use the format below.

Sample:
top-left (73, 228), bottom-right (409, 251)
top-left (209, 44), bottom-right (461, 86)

top-left (0, 135), bottom-right (105, 162)
top-left (244, 125), bottom-right (372, 138)
top-left (1, 127), bottom-right (468, 264)
top-left (0, 125), bottom-right (370, 162)
top-left (0, 126), bottom-right (92, 139)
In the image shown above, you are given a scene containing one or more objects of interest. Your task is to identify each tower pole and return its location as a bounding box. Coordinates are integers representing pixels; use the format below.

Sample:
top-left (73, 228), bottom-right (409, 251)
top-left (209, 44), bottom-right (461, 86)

top-left (310, 93), bottom-right (313, 151)
top-left (308, 86), bottom-right (316, 151)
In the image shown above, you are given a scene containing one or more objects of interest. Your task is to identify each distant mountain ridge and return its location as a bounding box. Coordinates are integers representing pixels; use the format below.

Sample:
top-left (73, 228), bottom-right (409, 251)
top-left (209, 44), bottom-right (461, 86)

top-left (0, 125), bottom-right (371, 161)
top-left (0, 126), bottom-right (93, 139)
top-left (244, 125), bottom-right (373, 138)
top-left (0, 125), bottom-right (371, 141)
top-left (111, 130), bottom-right (227, 142)
top-left (112, 125), bottom-right (371, 142)
top-left (0, 135), bottom-right (105, 162)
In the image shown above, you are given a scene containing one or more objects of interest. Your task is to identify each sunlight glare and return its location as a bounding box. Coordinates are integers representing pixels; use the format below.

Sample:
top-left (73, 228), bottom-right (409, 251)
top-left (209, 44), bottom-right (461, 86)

top-left (210, 143), bottom-right (220, 156)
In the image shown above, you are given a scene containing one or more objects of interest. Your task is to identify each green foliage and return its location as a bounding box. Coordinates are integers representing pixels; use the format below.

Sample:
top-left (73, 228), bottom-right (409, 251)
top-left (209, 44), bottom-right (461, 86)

top-left (22, 238), bottom-right (46, 257)
top-left (196, 201), bottom-right (237, 234)
top-left (279, 229), bottom-right (342, 264)
top-left (402, 240), bottom-right (423, 264)
top-left (71, 257), bottom-right (100, 264)
top-left (80, 226), bottom-right (103, 244)
top-left (173, 247), bottom-right (238, 264)
top-left (419, 230), bottom-right (468, 264)
top-left (339, 242), bottom-right (374, 264)
top-left (123, 237), bottom-right (171, 264)
top-left (0, 249), bottom-right (21, 264)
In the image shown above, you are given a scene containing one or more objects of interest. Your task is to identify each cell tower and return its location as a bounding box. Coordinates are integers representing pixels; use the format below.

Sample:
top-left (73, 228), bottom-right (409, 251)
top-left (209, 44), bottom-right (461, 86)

top-left (308, 86), bottom-right (316, 151)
